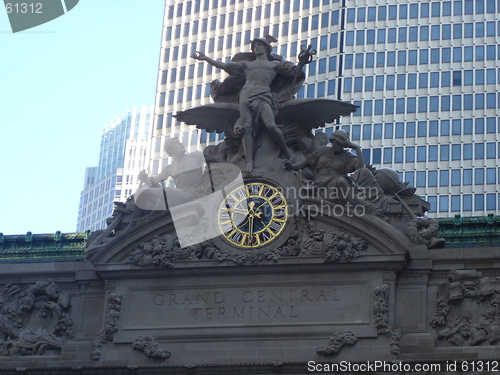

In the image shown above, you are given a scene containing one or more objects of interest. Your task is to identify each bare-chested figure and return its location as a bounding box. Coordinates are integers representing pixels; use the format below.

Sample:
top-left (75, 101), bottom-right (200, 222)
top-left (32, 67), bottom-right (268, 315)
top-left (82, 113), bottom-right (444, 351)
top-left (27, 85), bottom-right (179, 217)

top-left (136, 138), bottom-right (206, 211)
top-left (193, 38), bottom-right (297, 172)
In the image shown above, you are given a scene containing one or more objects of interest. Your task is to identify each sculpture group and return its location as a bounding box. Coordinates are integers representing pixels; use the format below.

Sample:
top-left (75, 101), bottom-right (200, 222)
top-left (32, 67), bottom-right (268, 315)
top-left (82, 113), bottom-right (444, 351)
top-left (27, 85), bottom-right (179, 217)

top-left (89, 36), bottom-right (444, 252)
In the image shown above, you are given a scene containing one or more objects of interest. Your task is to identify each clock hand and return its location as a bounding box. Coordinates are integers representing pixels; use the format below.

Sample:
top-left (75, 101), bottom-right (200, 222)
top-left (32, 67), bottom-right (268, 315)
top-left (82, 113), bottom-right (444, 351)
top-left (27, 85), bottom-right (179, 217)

top-left (230, 208), bottom-right (250, 215)
top-left (234, 215), bottom-right (249, 229)
top-left (249, 214), bottom-right (254, 240)
top-left (252, 201), bottom-right (268, 218)
top-left (248, 201), bottom-right (255, 212)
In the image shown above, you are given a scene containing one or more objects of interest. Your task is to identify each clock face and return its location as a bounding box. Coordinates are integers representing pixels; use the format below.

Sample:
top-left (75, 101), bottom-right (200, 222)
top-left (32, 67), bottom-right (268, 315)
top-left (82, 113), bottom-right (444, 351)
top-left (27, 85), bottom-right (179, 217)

top-left (218, 182), bottom-right (288, 248)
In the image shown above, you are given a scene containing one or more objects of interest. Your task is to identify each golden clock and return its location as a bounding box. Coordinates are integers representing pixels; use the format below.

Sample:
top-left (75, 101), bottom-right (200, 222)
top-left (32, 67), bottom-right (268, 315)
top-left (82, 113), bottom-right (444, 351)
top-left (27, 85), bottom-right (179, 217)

top-left (218, 182), bottom-right (288, 248)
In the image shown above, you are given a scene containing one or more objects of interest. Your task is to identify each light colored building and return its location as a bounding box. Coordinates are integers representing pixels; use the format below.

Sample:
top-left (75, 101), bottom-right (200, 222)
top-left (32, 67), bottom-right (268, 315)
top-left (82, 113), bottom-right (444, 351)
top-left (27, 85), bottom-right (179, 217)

top-left (153, 0), bottom-right (500, 217)
top-left (77, 105), bottom-right (154, 231)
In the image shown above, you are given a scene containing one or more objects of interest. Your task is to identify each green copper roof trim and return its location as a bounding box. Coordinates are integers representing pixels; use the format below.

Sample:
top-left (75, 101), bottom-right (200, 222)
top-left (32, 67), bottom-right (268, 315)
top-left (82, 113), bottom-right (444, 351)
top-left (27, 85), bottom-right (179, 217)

top-left (437, 214), bottom-right (500, 246)
top-left (0, 230), bottom-right (91, 262)
top-left (1, 215), bottom-right (499, 263)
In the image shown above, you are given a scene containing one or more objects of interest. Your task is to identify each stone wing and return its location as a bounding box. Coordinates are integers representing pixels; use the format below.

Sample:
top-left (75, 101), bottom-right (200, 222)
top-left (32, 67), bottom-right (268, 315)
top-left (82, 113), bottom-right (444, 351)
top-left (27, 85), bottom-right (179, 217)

top-left (276, 99), bottom-right (359, 131)
top-left (174, 103), bottom-right (240, 133)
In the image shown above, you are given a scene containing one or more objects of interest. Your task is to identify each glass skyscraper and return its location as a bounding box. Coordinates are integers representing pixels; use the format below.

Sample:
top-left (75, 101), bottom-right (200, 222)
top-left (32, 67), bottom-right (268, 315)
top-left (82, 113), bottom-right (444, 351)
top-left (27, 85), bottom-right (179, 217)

top-left (77, 105), bottom-right (154, 231)
top-left (153, 0), bottom-right (500, 217)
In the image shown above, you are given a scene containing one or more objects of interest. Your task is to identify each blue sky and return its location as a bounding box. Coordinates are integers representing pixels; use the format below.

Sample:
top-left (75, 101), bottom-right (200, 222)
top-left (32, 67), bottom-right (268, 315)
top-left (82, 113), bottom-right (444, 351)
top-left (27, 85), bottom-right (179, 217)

top-left (0, 0), bottom-right (165, 235)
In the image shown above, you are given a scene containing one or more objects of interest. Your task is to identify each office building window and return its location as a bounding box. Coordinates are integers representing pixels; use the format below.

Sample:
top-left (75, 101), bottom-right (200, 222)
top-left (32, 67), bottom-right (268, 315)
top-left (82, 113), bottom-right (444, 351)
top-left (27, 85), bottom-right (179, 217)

top-left (475, 143), bottom-right (485, 159)
top-left (476, 118), bottom-right (485, 134)
top-left (385, 98), bottom-right (394, 114)
top-left (463, 169), bottom-right (473, 185)
top-left (431, 2), bottom-right (440, 16)
top-left (352, 125), bottom-right (360, 140)
top-left (383, 148), bottom-right (392, 163)
top-left (475, 194), bottom-right (485, 211)
top-left (439, 196), bottom-right (449, 212)
top-left (396, 122), bottom-right (404, 138)
top-left (417, 146), bottom-right (426, 162)
top-left (451, 195), bottom-right (461, 211)
top-left (440, 170), bottom-right (450, 186)
top-left (452, 119), bottom-right (461, 135)
top-left (406, 146), bottom-right (415, 162)
top-left (429, 145), bottom-right (438, 161)
top-left (368, 6), bottom-right (376, 20)
top-left (355, 54), bottom-right (364, 69)
top-left (416, 171), bottom-right (426, 187)
top-left (365, 76), bottom-right (374, 91)
top-left (441, 72), bottom-right (451, 87)
top-left (387, 75), bottom-right (395, 90)
top-left (487, 194), bottom-right (496, 210)
top-left (487, 143), bottom-right (496, 159)
top-left (441, 145), bottom-right (450, 161)
top-left (406, 98), bottom-right (417, 113)
top-left (428, 196), bottom-right (437, 213)
top-left (406, 171), bottom-right (414, 187)
top-left (428, 171), bottom-right (437, 186)
top-left (372, 148), bottom-right (381, 164)
top-left (327, 80), bottom-right (335, 95)
top-left (458, 143), bottom-right (472, 160)
top-left (463, 194), bottom-right (472, 211)
top-left (452, 169), bottom-right (461, 185)
top-left (407, 122), bottom-right (416, 137)
top-left (420, 49), bottom-right (429, 64)
top-left (345, 54), bottom-right (353, 69)
top-left (395, 147), bottom-right (403, 163)
top-left (475, 168), bottom-right (485, 185)
top-left (487, 168), bottom-right (496, 184)
top-left (429, 121), bottom-right (439, 136)
top-left (487, 117), bottom-right (497, 133)
top-left (385, 123), bottom-right (393, 138)
top-left (317, 82), bottom-right (325, 97)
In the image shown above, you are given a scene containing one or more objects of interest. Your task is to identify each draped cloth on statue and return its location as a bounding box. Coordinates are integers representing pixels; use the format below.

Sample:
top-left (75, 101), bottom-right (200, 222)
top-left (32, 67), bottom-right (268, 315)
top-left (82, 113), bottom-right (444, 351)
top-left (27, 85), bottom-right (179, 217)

top-left (211, 54), bottom-right (306, 105)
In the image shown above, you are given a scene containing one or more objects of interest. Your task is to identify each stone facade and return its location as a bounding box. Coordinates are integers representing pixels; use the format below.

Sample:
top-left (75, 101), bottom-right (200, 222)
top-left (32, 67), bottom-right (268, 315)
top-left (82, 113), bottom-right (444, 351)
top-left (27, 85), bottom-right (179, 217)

top-left (1, 216), bottom-right (499, 374)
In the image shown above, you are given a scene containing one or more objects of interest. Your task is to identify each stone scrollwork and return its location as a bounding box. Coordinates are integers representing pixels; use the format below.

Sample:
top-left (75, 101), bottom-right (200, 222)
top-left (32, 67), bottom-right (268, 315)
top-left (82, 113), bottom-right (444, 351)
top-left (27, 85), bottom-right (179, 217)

top-left (132, 335), bottom-right (171, 360)
top-left (315, 331), bottom-right (358, 356)
top-left (0, 279), bottom-right (74, 357)
top-left (430, 270), bottom-right (500, 347)
top-left (374, 284), bottom-right (400, 355)
top-left (91, 292), bottom-right (122, 361)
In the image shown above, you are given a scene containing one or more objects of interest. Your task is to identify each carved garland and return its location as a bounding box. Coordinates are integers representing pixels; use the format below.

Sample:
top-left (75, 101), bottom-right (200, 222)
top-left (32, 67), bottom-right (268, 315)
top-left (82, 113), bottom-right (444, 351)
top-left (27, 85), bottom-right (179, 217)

top-left (0, 279), bottom-right (74, 357)
top-left (132, 335), bottom-right (171, 360)
top-left (373, 284), bottom-right (400, 355)
top-left (315, 331), bottom-right (358, 356)
top-left (90, 292), bottom-right (122, 361)
top-left (128, 219), bottom-right (366, 268)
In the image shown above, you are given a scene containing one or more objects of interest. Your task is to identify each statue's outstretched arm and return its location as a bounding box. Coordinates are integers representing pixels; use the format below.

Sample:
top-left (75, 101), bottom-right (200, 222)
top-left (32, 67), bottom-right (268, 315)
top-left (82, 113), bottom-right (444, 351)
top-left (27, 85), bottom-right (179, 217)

top-left (154, 165), bottom-right (173, 184)
top-left (192, 51), bottom-right (244, 74)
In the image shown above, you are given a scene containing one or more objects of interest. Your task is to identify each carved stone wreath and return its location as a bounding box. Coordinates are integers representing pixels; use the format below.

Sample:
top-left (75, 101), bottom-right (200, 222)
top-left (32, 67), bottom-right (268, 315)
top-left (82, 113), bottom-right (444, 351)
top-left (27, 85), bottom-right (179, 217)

top-left (0, 279), bottom-right (74, 357)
